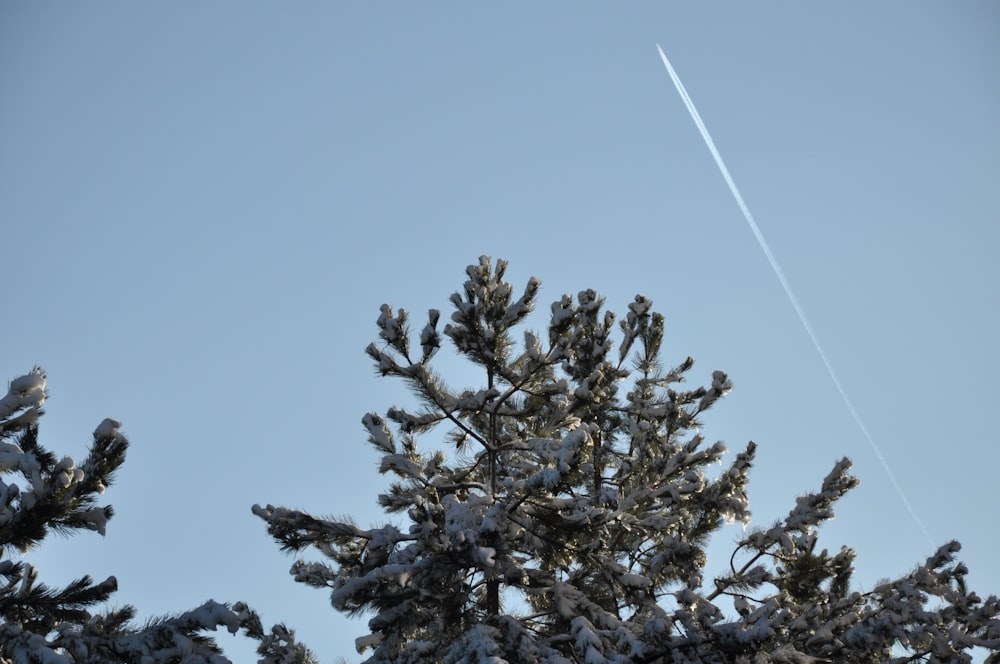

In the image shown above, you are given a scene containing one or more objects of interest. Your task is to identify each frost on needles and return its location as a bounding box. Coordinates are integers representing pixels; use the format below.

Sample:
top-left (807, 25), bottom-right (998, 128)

top-left (0, 368), bottom-right (316, 664)
top-left (254, 256), bottom-right (1000, 664)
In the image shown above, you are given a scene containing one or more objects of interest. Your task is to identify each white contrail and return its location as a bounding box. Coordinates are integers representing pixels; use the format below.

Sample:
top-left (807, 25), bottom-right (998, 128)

top-left (655, 44), bottom-right (934, 547)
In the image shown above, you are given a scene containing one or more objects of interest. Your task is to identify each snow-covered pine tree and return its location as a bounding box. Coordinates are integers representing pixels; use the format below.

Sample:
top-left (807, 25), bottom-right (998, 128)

top-left (255, 257), bottom-right (1000, 663)
top-left (0, 368), bottom-right (316, 664)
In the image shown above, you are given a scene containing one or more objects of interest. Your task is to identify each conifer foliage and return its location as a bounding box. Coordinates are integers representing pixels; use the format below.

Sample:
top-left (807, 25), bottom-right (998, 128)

top-left (0, 368), bottom-right (315, 664)
top-left (255, 257), bottom-right (999, 663)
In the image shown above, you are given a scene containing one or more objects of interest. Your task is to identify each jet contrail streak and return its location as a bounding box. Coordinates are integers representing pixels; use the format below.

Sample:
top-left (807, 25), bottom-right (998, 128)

top-left (655, 44), bottom-right (934, 547)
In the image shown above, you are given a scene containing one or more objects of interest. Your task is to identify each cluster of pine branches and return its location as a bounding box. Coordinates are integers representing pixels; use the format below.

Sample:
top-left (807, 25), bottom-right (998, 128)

top-left (0, 368), bottom-right (314, 664)
top-left (3, 258), bottom-right (997, 663)
top-left (255, 257), bottom-right (1000, 664)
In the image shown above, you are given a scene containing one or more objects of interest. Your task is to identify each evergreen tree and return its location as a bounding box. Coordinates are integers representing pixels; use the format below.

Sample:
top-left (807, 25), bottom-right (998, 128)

top-left (0, 368), bottom-right (315, 664)
top-left (255, 257), bottom-right (1000, 663)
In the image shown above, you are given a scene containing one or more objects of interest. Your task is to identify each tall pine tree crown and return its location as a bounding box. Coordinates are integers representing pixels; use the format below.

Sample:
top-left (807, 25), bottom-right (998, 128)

top-left (255, 257), bottom-right (1000, 663)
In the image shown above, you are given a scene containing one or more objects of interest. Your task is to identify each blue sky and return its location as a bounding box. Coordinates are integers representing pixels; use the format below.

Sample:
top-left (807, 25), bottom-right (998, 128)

top-left (2, 3), bottom-right (998, 662)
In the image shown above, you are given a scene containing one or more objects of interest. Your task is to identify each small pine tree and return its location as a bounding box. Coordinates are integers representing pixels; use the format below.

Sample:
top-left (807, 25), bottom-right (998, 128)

top-left (0, 368), bottom-right (315, 664)
top-left (255, 257), bottom-right (1000, 663)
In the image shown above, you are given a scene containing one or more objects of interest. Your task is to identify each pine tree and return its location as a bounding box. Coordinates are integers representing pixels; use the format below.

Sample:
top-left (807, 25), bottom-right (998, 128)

top-left (0, 368), bottom-right (315, 664)
top-left (255, 257), bottom-right (1000, 663)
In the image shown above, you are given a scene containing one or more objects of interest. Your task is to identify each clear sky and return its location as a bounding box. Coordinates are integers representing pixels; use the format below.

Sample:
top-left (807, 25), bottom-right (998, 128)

top-left (2, 3), bottom-right (998, 662)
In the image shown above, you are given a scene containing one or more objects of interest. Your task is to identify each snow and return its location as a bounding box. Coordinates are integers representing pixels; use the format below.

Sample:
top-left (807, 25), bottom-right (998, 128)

top-left (362, 412), bottom-right (395, 453)
top-left (378, 453), bottom-right (422, 478)
top-left (7, 371), bottom-right (47, 400)
top-left (0, 442), bottom-right (24, 472)
top-left (473, 546), bottom-right (497, 568)
top-left (551, 294), bottom-right (575, 326)
top-left (1, 369), bottom-right (46, 421)
top-left (79, 506), bottom-right (111, 536)
top-left (617, 573), bottom-right (652, 589)
top-left (92, 417), bottom-right (122, 440)
top-left (354, 632), bottom-right (382, 654)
